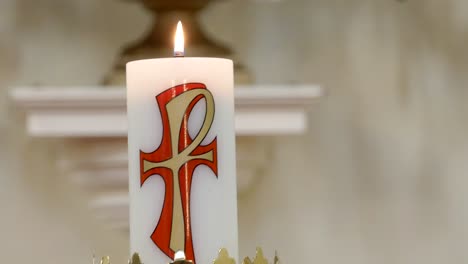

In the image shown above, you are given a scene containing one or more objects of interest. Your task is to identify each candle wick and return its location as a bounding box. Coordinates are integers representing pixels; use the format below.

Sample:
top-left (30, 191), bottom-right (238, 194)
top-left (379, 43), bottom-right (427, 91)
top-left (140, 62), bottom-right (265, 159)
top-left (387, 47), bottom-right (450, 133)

top-left (174, 51), bottom-right (185, 57)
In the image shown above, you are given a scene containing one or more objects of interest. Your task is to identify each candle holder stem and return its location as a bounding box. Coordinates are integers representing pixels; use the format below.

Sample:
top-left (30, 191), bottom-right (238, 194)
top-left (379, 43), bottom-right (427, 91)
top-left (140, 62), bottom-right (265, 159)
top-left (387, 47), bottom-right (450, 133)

top-left (104, 0), bottom-right (251, 85)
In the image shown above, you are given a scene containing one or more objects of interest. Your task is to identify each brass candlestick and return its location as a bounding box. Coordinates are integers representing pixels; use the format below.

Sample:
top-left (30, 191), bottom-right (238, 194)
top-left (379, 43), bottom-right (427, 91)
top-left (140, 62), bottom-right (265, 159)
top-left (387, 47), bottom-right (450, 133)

top-left (104, 0), bottom-right (251, 85)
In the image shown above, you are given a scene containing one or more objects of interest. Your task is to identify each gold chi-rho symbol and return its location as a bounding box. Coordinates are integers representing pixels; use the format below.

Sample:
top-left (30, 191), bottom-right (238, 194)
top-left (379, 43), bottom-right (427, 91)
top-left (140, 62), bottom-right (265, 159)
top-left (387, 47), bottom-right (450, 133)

top-left (139, 83), bottom-right (218, 264)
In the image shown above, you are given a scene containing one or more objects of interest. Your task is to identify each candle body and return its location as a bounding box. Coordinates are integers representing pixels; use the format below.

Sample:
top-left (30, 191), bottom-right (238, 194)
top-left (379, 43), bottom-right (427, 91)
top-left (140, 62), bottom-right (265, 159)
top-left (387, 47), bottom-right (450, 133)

top-left (126, 58), bottom-right (238, 264)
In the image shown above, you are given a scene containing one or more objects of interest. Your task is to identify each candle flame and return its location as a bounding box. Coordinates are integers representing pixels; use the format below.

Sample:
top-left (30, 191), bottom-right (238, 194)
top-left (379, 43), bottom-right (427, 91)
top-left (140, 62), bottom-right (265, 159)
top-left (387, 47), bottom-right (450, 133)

top-left (174, 21), bottom-right (184, 57)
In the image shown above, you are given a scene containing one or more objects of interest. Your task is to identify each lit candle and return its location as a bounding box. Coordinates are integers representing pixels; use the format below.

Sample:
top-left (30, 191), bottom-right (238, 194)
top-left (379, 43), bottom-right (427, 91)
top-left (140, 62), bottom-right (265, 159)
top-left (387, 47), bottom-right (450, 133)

top-left (126, 22), bottom-right (238, 264)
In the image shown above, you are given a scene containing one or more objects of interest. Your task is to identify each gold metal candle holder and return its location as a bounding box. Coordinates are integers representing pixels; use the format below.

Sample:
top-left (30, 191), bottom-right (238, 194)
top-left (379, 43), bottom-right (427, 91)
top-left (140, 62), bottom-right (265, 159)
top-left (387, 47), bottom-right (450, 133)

top-left (103, 0), bottom-right (252, 85)
top-left (97, 248), bottom-right (281, 264)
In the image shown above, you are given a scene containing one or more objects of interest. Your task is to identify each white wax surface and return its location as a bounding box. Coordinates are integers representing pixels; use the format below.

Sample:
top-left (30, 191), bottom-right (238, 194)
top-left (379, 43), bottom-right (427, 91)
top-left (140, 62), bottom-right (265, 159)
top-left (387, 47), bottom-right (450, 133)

top-left (126, 58), bottom-right (238, 264)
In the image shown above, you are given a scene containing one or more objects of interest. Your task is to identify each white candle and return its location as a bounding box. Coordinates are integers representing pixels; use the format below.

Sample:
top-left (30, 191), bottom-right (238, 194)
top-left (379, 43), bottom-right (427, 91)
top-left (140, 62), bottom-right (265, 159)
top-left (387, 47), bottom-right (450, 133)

top-left (126, 22), bottom-right (238, 264)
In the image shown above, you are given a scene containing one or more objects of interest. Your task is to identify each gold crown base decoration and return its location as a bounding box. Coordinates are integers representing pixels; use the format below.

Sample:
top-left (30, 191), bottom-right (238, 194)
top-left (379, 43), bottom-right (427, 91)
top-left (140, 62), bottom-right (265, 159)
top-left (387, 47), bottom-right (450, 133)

top-left (95, 248), bottom-right (281, 264)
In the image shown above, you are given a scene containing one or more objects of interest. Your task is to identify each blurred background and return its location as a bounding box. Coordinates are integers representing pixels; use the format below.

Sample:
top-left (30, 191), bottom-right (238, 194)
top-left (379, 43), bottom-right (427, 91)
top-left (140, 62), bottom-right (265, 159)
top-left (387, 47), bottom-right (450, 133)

top-left (2, 0), bottom-right (468, 264)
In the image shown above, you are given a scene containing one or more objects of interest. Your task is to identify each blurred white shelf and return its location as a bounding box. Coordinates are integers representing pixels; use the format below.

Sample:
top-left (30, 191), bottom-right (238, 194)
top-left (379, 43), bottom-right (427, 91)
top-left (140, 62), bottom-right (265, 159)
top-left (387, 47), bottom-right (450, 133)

top-left (10, 84), bottom-right (323, 230)
top-left (11, 85), bottom-right (323, 137)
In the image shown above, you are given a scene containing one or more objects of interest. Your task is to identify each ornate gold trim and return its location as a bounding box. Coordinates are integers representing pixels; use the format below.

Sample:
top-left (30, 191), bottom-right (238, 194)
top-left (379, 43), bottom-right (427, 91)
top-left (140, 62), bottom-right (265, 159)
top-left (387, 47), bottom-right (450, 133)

top-left (98, 247), bottom-right (281, 264)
